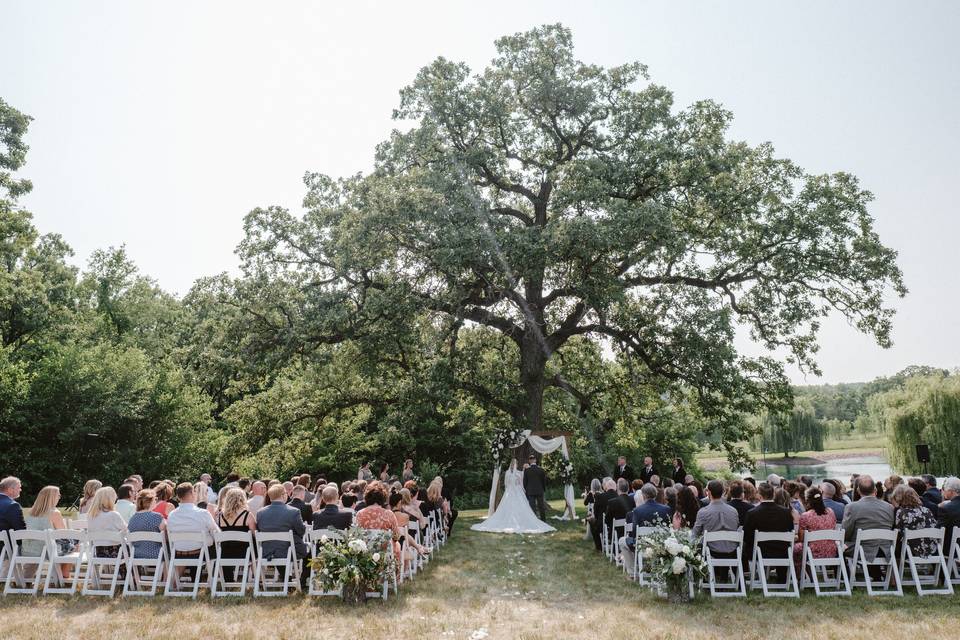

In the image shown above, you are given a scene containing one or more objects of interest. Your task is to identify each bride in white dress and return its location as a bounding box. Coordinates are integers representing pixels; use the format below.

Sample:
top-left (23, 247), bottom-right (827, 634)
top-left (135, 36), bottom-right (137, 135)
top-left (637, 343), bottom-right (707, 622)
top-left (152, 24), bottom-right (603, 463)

top-left (471, 459), bottom-right (556, 534)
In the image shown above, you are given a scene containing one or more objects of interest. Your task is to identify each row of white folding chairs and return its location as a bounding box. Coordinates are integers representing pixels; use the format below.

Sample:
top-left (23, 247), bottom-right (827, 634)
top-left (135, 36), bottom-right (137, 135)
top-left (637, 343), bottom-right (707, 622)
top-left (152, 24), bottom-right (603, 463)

top-left (612, 524), bottom-right (960, 599)
top-left (701, 527), bottom-right (960, 598)
top-left (0, 528), bottom-right (304, 598)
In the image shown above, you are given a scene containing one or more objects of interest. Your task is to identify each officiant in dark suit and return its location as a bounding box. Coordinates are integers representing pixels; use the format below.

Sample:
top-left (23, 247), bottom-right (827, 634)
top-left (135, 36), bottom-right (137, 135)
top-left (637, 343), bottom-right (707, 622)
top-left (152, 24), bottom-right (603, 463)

top-left (523, 455), bottom-right (547, 520)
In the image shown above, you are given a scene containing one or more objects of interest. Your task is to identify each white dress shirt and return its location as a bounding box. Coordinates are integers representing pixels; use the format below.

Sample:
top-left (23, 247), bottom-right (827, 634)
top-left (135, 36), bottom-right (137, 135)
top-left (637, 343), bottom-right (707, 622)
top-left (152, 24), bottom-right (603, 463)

top-left (167, 502), bottom-right (220, 552)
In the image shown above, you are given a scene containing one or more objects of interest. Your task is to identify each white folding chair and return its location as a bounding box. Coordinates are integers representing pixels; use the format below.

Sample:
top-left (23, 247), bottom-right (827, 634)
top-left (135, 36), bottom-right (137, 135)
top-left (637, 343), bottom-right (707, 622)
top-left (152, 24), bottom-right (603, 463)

top-left (164, 531), bottom-right (212, 598)
top-left (703, 530), bottom-right (746, 597)
top-left (601, 520), bottom-right (611, 558)
top-left (66, 519), bottom-right (89, 531)
top-left (847, 529), bottom-right (902, 596)
top-left (210, 530), bottom-right (253, 597)
top-left (82, 530), bottom-right (127, 596)
top-left (43, 529), bottom-right (86, 595)
top-left (406, 521), bottom-right (422, 576)
top-left (307, 529), bottom-right (344, 597)
top-left (253, 531), bottom-right (300, 596)
top-left (123, 531), bottom-right (167, 596)
top-left (0, 530), bottom-right (10, 590)
top-left (945, 528), bottom-right (960, 586)
top-left (899, 528), bottom-right (953, 596)
top-left (749, 531), bottom-right (799, 597)
top-left (4, 530), bottom-right (49, 595)
top-left (612, 518), bottom-right (627, 567)
top-left (620, 522), bottom-right (635, 574)
top-left (798, 529), bottom-right (850, 596)
top-left (633, 526), bottom-right (655, 585)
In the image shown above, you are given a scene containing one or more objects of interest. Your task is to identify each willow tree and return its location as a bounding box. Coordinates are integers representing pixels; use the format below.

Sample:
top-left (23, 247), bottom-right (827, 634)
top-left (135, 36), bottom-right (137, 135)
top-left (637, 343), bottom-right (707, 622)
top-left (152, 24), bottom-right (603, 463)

top-left (241, 25), bottom-right (905, 465)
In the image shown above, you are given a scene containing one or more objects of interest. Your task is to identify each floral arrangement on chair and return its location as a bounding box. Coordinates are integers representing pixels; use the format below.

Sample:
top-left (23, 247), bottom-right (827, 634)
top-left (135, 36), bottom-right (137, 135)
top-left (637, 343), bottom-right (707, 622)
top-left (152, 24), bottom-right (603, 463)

top-left (636, 525), bottom-right (706, 602)
top-left (309, 527), bottom-right (393, 603)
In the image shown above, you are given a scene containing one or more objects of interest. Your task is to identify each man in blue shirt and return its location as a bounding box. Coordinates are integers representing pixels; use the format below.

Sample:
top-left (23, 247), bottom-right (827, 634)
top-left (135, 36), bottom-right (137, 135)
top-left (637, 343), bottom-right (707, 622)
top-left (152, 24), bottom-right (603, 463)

top-left (621, 483), bottom-right (671, 577)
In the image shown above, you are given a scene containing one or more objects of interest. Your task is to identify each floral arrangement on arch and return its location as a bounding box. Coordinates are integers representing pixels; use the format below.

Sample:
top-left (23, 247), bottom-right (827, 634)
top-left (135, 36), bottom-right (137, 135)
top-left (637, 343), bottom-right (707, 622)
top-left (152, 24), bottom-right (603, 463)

top-left (557, 458), bottom-right (575, 485)
top-left (636, 525), bottom-right (706, 600)
top-left (489, 427), bottom-right (525, 462)
top-left (309, 527), bottom-right (393, 596)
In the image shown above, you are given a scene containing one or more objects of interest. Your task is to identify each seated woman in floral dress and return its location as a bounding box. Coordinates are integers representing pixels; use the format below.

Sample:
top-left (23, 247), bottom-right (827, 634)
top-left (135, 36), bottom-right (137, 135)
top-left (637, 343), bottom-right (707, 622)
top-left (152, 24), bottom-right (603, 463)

top-left (793, 486), bottom-right (837, 568)
top-left (355, 483), bottom-right (402, 565)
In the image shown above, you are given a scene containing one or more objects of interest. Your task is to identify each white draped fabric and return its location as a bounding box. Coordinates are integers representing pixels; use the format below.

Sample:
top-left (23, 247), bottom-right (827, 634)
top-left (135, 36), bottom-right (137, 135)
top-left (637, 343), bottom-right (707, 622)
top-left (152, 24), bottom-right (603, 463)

top-left (486, 429), bottom-right (577, 520)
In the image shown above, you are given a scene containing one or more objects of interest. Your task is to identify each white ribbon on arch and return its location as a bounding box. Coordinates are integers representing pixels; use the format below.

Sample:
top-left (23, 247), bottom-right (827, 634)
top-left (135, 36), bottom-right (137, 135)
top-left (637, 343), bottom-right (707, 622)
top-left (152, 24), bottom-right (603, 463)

top-left (487, 429), bottom-right (577, 520)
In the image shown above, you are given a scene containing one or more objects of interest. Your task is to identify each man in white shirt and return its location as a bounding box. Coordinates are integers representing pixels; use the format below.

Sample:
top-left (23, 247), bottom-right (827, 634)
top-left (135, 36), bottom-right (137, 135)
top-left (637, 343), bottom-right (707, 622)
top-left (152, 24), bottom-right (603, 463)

top-left (115, 484), bottom-right (137, 522)
top-left (200, 474), bottom-right (218, 505)
top-left (167, 482), bottom-right (220, 577)
top-left (247, 481), bottom-right (267, 512)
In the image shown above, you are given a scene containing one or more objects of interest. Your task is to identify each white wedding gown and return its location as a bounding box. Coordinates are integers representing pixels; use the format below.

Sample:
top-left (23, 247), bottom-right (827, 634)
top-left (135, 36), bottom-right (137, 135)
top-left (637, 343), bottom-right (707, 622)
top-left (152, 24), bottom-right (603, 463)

top-left (471, 468), bottom-right (556, 534)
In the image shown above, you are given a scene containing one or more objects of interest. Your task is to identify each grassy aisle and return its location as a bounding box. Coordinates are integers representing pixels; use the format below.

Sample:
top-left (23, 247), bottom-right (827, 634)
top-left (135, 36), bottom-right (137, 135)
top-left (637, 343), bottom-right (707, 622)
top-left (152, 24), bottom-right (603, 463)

top-left (1, 503), bottom-right (958, 640)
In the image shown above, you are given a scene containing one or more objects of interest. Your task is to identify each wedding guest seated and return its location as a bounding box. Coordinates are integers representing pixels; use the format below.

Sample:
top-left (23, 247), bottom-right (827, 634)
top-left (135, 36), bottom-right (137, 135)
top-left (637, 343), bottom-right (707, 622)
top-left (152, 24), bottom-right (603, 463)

top-left (0, 476), bottom-right (25, 535)
top-left (842, 475), bottom-right (894, 573)
top-left (87, 487), bottom-right (128, 566)
top-left (890, 484), bottom-right (937, 559)
top-left (297, 474), bottom-right (314, 503)
top-left (672, 486), bottom-right (700, 529)
top-left (743, 482), bottom-right (794, 580)
top-left (907, 477), bottom-right (935, 517)
top-left (282, 481), bottom-right (295, 502)
top-left (936, 477), bottom-right (960, 550)
top-left (794, 486), bottom-right (837, 568)
top-left (115, 484), bottom-right (136, 522)
top-left (194, 482), bottom-right (216, 516)
top-left (621, 483), bottom-right (671, 577)
top-left (692, 480), bottom-right (740, 578)
top-left (287, 485), bottom-right (313, 524)
top-left (128, 489), bottom-right (166, 559)
top-left (167, 482), bottom-right (220, 576)
top-left (24, 486), bottom-right (72, 572)
top-left (357, 483), bottom-right (402, 564)
top-left (399, 488), bottom-right (428, 530)
top-left (726, 480), bottom-right (753, 526)
top-left (916, 476), bottom-right (940, 516)
top-left (774, 487), bottom-right (800, 526)
top-left (784, 481), bottom-right (805, 515)
top-left (341, 493), bottom-right (358, 510)
top-left (606, 478), bottom-right (633, 544)
top-left (313, 485), bottom-right (353, 531)
top-left (247, 481), bottom-right (267, 512)
top-left (389, 492), bottom-right (430, 574)
top-left (257, 484), bottom-right (307, 587)
top-left (214, 488), bottom-right (255, 581)
top-left (820, 481), bottom-right (846, 522)
top-left (152, 482), bottom-right (175, 519)
top-left (591, 478), bottom-right (616, 551)
top-left (353, 481), bottom-right (368, 511)
top-left (79, 479), bottom-right (102, 515)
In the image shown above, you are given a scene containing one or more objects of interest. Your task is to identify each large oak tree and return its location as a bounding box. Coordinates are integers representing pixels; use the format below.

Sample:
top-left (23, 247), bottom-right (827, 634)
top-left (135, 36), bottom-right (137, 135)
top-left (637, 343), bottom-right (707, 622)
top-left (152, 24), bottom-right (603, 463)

top-left (240, 25), bottom-right (905, 464)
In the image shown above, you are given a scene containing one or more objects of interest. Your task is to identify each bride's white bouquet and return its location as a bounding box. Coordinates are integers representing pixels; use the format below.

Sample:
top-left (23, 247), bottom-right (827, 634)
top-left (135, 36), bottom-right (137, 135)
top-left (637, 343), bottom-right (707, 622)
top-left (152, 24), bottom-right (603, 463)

top-left (636, 525), bottom-right (705, 602)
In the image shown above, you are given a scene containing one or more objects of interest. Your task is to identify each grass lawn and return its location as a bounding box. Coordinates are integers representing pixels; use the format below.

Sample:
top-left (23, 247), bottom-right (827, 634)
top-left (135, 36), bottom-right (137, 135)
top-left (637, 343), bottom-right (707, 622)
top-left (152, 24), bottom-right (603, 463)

top-left (0, 501), bottom-right (955, 640)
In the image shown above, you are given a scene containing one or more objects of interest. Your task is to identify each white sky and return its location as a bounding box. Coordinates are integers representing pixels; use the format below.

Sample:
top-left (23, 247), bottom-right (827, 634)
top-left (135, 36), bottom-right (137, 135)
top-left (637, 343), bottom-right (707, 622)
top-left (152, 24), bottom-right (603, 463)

top-left (2, 1), bottom-right (958, 384)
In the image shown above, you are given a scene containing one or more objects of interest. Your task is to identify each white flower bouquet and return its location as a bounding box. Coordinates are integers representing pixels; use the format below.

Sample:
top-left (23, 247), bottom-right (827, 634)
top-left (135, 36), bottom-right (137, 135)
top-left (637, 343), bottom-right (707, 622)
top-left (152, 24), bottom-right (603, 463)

top-left (309, 526), bottom-right (393, 603)
top-left (635, 525), bottom-right (705, 602)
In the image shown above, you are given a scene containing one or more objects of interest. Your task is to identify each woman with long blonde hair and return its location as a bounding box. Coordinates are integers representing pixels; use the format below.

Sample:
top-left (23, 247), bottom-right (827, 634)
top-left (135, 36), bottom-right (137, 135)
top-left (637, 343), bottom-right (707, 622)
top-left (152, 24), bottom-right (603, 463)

top-left (23, 486), bottom-right (71, 562)
top-left (215, 487), bottom-right (256, 582)
top-left (78, 479), bottom-right (102, 514)
top-left (86, 486), bottom-right (127, 564)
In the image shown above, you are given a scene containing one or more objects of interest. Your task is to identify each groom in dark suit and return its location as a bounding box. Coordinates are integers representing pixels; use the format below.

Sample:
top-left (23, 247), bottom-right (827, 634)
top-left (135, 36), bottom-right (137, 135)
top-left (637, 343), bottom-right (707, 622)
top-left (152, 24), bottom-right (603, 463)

top-left (523, 455), bottom-right (547, 520)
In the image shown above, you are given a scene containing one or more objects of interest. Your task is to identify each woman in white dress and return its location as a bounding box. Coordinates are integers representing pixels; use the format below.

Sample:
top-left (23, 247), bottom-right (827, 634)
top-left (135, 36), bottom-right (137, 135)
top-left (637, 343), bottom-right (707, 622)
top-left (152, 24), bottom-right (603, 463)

top-left (471, 459), bottom-right (556, 534)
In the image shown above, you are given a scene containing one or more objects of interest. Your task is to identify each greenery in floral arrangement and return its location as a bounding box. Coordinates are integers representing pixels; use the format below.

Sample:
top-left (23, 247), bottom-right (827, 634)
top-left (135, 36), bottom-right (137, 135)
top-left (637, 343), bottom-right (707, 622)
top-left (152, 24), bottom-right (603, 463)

top-left (636, 525), bottom-right (706, 599)
top-left (490, 428), bottom-right (525, 462)
top-left (308, 527), bottom-right (394, 595)
top-left (556, 459), bottom-right (575, 485)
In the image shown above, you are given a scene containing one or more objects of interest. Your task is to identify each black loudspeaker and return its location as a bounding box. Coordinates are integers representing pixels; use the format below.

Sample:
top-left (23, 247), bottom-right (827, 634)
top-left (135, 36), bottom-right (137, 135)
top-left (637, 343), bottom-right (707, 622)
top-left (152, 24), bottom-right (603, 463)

top-left (916, 444), bottom-right (931, 464)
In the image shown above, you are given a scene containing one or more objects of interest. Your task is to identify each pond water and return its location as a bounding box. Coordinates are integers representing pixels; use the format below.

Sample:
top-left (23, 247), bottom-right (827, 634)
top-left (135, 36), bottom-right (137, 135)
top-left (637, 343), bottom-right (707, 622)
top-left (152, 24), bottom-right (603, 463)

top-left (747, 455), bottom-right (894, 484)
